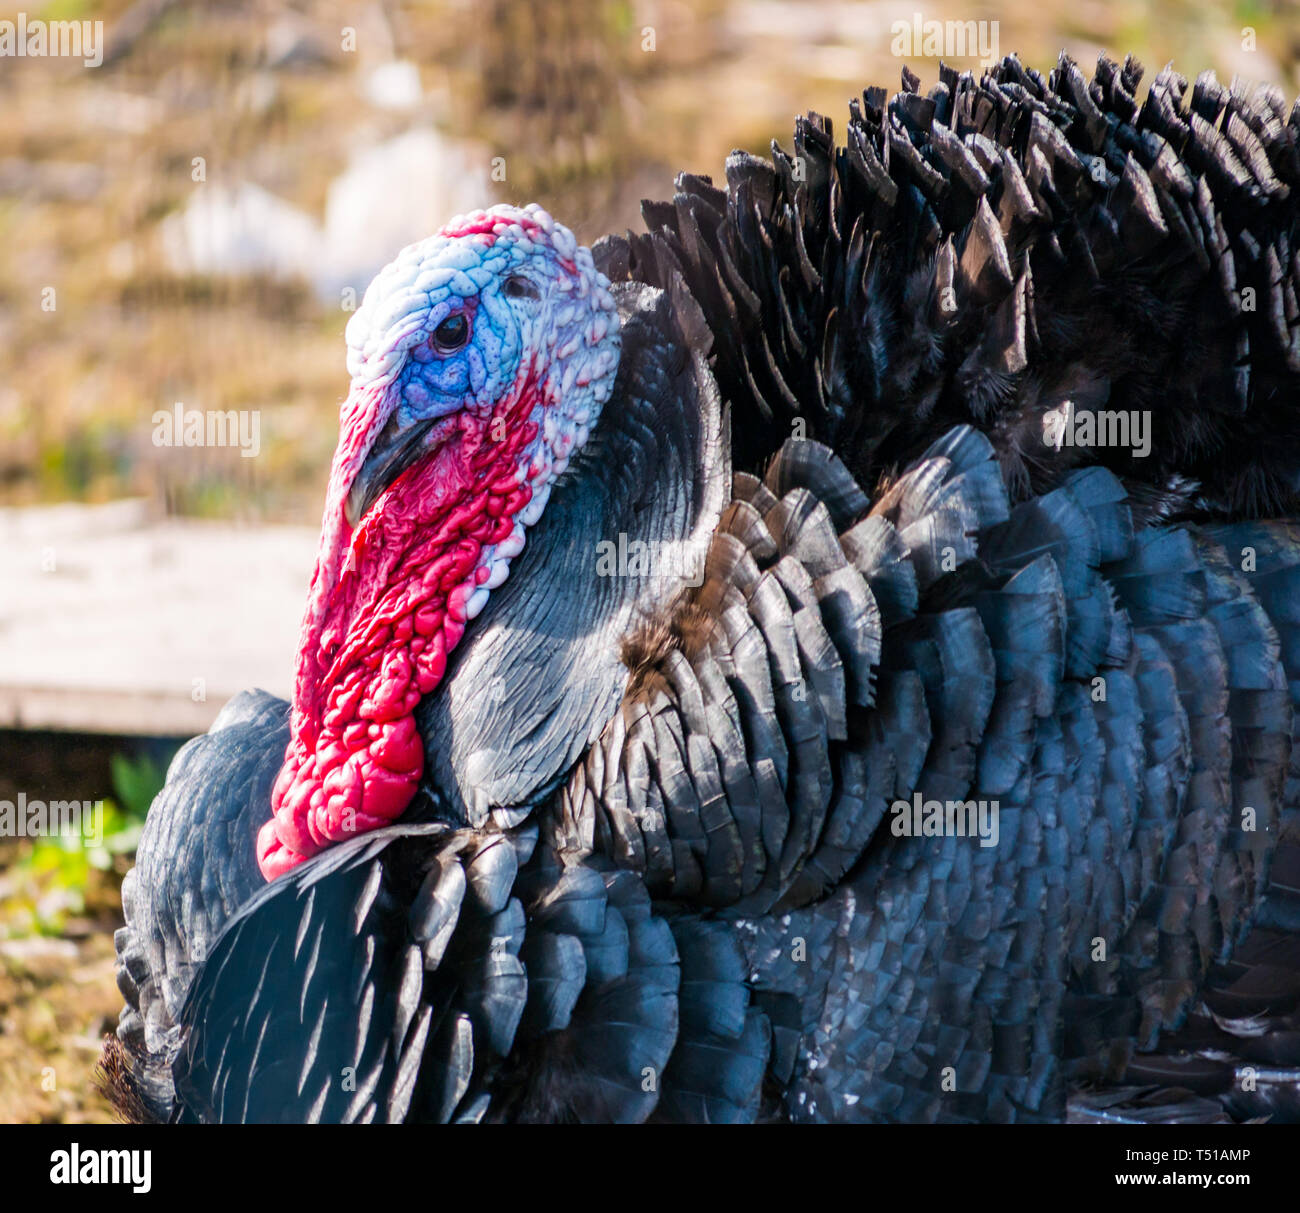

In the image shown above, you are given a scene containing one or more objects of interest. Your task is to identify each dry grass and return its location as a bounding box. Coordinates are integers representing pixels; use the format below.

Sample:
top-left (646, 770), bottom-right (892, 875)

top-left (2, 0), bottom-right (1292, 517)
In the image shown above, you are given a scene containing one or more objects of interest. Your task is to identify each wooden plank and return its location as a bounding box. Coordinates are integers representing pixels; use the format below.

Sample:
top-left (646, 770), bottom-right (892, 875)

top-left (0, 499), bottom-right (316, 735)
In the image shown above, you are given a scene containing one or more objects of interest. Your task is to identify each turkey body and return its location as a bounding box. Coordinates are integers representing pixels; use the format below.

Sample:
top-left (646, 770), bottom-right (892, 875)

top-left (106, 54), bottom-right (1300, 1123)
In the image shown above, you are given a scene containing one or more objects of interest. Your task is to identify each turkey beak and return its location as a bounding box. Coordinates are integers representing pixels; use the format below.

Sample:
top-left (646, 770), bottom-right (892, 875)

top-left (345, 415), bottom-right (436, 529)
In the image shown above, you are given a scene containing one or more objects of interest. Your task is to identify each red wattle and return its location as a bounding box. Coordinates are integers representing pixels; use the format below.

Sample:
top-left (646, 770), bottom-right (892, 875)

top-left (259, 379), bottom-right (541, 881)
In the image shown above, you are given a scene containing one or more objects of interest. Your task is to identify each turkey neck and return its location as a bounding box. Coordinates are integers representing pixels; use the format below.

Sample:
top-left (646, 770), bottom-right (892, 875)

top-left (416, 280), bottom-right (730, 828)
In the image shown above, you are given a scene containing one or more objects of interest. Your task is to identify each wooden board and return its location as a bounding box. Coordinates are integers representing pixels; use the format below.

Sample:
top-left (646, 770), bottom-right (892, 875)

top-left (0, 499), bottom-right (316, 735)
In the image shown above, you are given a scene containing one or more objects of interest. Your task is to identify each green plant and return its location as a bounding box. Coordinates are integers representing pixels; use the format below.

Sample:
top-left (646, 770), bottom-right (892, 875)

top-left (1, 799), bottom-right (143, 936)
top-left (109, 752), bottom-right (165, 824)
top-left (0, 752), bottom-right (165, 937)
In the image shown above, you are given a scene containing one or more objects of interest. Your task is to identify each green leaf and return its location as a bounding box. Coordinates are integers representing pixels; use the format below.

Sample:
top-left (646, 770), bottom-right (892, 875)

top-left (110, 753), bottom-right (166, 823)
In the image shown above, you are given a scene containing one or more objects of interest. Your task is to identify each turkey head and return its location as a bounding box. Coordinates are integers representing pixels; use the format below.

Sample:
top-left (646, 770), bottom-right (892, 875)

top-left (261, 205), bottom-right (621, 878)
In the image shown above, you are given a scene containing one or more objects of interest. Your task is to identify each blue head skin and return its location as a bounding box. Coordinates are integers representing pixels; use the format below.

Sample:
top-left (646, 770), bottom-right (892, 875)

top-left (339, 202), bottom-right (622, 529)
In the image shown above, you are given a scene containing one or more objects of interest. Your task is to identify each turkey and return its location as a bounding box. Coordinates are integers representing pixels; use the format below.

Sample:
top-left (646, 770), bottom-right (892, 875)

top-left (101, 52), bottom-right (1300, 1124)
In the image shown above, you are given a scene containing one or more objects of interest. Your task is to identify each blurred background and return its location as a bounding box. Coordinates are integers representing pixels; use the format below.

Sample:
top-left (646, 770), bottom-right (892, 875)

top-left (0, 0), bottom-right (1296, 1123)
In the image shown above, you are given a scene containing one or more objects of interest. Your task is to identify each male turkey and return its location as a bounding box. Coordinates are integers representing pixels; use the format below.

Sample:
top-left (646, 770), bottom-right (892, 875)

top-left (103, 53), bottom-right (1300, 1123)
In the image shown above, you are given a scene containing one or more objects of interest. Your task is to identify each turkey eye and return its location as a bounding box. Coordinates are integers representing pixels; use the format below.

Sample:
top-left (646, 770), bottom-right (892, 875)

top-left (504, 275), bottom-right (540, 301)
top-left (430, 313), bottom-right (470, 353)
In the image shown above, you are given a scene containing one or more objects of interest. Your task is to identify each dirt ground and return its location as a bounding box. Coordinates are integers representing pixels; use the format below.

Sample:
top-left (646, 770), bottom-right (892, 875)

top-left (0, 733), bottom-right (163, 1123)
top-left (0, 866), bottom-right (124, 1124)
